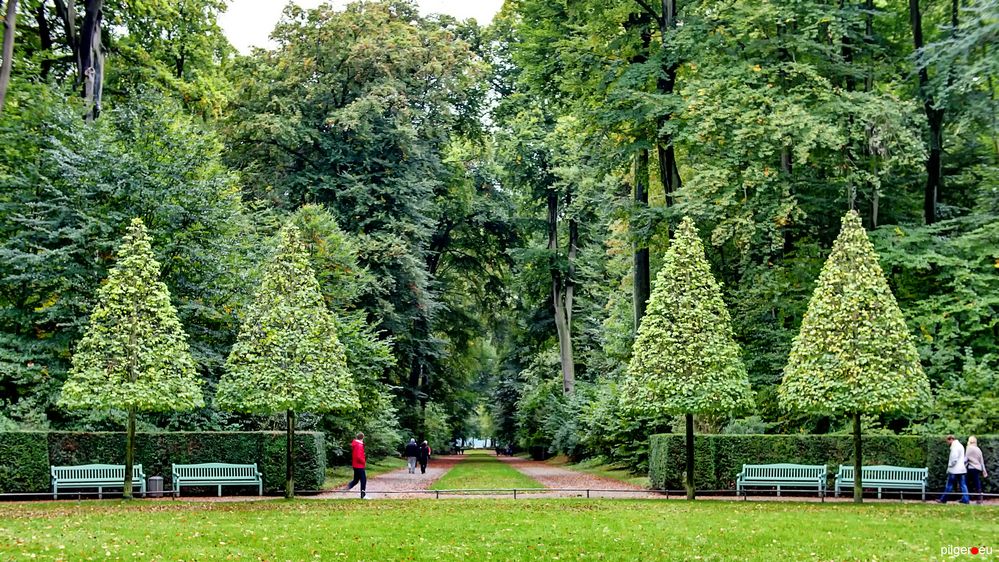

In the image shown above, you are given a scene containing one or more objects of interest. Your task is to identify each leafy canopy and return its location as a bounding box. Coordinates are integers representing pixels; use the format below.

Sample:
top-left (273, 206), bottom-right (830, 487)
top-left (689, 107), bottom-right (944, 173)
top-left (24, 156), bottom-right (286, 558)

top-left (216, 224), bottom-right (359, 414)
top-left (59, 219), bottom-right (203, 413)
top-left (779, 211), bottom-right (931, 415)
top-left (623, 217), bottom-right (754, 415)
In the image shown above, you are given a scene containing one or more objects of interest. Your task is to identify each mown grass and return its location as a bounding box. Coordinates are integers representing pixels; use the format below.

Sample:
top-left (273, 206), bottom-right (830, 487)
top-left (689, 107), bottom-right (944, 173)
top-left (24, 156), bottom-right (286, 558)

top-left (547, 455), bottom-right (651, 488)
top-left (323, 456), bottom-right (407, 489)
top-left (430, 449), bottom-right (543, 490)
top-left (0, 499), bottom-right (994, 561)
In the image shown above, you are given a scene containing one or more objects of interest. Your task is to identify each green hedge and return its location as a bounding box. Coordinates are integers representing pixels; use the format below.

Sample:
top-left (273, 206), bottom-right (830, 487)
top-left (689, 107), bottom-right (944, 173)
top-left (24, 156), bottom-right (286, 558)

top-left (0, 431), bottom-right (325, 495)
top-left (649, 434), bottom-right (999, 493)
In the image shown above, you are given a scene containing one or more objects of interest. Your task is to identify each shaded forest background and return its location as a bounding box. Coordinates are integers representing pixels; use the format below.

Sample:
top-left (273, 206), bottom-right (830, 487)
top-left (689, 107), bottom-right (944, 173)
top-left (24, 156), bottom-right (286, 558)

top-left (0, 0), bottom-right (995, 468)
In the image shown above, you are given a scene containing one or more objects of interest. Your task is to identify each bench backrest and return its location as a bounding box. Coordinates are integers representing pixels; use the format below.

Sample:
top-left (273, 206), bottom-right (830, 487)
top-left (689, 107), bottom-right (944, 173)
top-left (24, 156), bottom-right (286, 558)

top-left (837, 465), bottom-right (927, 481)
top-left (51, 464), bottom-right (144, 481)
top-left (172, 463), bottom-right (259, 479)
top-left (742, 464), bottom-right (826, 480)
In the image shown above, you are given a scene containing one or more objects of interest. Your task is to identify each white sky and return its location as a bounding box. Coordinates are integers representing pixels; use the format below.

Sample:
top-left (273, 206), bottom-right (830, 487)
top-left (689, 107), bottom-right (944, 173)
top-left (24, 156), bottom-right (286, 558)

top-left (220, 0), bottom-right (504, 54)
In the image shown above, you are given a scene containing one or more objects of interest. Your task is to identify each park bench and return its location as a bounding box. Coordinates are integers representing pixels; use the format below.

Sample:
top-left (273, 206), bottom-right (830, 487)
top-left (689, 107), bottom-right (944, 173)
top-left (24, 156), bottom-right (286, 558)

top-left (834, 465), bottom-right (928, 500)
top-left (172, 463), bottom-right (262, 497)
top-left (51, 464), bottom-right (146, 499)
top-left (736, 463), bottom-right (827, 497)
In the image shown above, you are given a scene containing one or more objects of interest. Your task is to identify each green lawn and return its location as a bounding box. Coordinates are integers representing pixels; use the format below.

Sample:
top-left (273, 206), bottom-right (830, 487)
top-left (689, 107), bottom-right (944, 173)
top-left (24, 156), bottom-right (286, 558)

top-left (324, 456), bottom-right (408, 489)
top-left (547, 455), bottom-right (651, 488)
top-left (0, 500), bottom-right (994, 560)
top-left (430, 449), bottom-right (543, 490)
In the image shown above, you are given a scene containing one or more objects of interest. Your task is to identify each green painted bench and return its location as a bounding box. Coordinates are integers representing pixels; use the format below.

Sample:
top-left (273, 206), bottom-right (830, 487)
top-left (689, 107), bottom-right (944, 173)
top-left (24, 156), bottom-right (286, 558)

top-left (834, 465), bottom-right (928, 500)
top-left (172, 463), bottom-right (262, 497)
top-left (736, 463), bottom-right (827, 497)
top-left (51, 464), bottom-right (146, 499)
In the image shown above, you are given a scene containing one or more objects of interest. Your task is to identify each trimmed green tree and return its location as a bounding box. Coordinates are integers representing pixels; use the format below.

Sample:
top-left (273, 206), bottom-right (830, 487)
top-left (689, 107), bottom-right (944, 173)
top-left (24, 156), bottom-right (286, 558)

top-left (622, 217), bottom-right (754, 500)
top-left (216, 223), bottom-right (359, 499)
top-left (779, 211), bottom-right (931, 503)
top-left (58, 218), bottom-right (203, 499)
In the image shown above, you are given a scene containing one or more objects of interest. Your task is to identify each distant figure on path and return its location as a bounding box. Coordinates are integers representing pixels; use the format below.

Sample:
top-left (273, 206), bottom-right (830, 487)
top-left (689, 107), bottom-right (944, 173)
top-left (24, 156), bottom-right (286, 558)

top-left (938, 435), bottom-right (970, 504)
top-left (405, 438), bottom-right (419, 474)
top-left (965, 436), bottom-right (989, 505)
top-left (418, 440), bottom-right (431, 474)
top-left (347, 432), bottom-right (368, 499)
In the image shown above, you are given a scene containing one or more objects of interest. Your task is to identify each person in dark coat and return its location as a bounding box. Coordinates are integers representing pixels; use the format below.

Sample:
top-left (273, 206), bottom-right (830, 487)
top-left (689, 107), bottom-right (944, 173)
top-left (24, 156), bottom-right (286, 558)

top-left (404, 438), bottom-right (419, 474)
top-left (418, 440), bottom-right (431, 474)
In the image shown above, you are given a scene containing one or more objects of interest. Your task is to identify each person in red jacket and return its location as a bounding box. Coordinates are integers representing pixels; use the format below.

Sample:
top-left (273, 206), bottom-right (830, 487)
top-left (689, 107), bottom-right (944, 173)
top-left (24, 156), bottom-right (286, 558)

top-left (347, 432), bottom-right (368, 499)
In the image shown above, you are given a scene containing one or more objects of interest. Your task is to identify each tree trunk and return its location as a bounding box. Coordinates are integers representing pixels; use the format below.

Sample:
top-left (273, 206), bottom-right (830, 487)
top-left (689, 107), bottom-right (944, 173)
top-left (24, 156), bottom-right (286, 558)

top-left (36, 1), bottom-right (52, 80)
top-left (80, 0), bottom-right (103, 121)
top-left (685, 413), bottom-right (695, 500)
top-left (634, 149), bottom-right (651, 331)
top-left (549, 189), bottom-right (575, 394)
top-left (656, 0), bottom-right (682, 204)
top-left (123, 408), bottom-right (136, 499)
top-left (53, 0), bottom-right (79, 75)
top-left (286, 409), bottom-right (295, 499)
top-left (910, 0), bottom-right (942, 225)
top-left (0, 0), bottom-right (18, 113)
top-left (853, 412), bottom-right (863, 503)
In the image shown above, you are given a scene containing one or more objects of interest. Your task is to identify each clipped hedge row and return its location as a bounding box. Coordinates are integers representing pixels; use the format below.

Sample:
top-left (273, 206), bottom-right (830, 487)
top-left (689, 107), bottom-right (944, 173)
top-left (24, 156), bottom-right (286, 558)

top-left (649, 434), bottom-right (999, 493)
top-left (0, 431), bottom-right (325, 495)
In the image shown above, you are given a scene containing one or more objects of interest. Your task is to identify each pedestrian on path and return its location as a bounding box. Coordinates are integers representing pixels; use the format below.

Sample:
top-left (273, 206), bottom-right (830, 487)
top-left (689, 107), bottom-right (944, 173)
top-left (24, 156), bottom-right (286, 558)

top-left (966, 436), bottom-right (989, 505)
top-left (405, 438), bottom-right (419, 474)
top-left (347, 432), bottom-right (368, 499)
top-left (938, 434), bottom-right (970, 504)
top-left (418, 440), bottom-right (431, 474)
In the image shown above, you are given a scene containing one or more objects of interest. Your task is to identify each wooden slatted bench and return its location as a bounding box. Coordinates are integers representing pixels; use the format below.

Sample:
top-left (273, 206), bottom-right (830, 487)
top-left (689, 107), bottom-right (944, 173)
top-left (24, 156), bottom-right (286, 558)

top-left (834, 465), bottom-right (928, 500)
top-left (736, 463), bottom-right (827, 498)
top-left (51, 464), bottom-right (146, 499)
top-left (172, 463), bottom-right (262, 497)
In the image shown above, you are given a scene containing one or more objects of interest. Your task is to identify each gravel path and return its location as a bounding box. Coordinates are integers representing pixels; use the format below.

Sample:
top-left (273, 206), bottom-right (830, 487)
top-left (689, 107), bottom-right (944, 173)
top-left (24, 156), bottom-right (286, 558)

top-left (311, 455), bottom-right (467, 500)
top-left (495, 455), bottom-right (658, 499)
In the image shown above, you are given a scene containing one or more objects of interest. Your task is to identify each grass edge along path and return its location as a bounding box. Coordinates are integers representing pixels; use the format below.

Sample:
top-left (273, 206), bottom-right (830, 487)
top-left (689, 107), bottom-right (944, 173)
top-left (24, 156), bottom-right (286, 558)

top-left (430, 449), bottom-right (543, 491)
top-left (545, 454), bottom-right (651, 489)
top-left (0, 499), bottom-right (994, 561)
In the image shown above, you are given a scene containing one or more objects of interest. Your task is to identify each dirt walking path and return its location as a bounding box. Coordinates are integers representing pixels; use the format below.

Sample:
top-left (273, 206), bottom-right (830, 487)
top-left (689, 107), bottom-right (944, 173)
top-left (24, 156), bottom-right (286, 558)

top-left (494, 455), bottom-right (658, 499)
top-left (311, 454), bottom-right (467, 500)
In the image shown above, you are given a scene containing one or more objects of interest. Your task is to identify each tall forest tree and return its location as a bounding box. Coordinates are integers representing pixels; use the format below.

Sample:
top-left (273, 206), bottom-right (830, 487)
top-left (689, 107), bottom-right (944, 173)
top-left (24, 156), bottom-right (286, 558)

top-left (216, 224), bottom-right (359, 499)
top-left (622, 217), bottom-right (753, 499)
top-left (779, 212), bottom-right (931, 503)
top-left (58, 219), bottom-right (204, 499)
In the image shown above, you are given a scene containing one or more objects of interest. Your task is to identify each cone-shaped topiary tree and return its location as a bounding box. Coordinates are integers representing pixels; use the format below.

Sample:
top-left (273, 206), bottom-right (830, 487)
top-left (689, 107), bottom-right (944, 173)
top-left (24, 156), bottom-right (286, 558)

top-left (59, 218), bottom-right (203, 499)
top-left (779, 211), bottom-right (930, 503)
top-left (216, 223), bottom-right (359, 499)
top-left (622, 216), bottom-right (754, 500)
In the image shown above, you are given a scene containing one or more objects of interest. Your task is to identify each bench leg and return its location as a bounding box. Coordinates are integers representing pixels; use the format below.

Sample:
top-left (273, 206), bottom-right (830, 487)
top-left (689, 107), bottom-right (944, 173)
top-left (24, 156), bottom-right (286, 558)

top-left (218, 485), bottom-right (222, 497)
top-left (777, 486), bottom-right (781, 497)
top-left (53, 486), bottom-right (57, 500)
top-left (258, 483), bottom-right (262, 496)
top-left (878, 487), bottom-right (882, 500)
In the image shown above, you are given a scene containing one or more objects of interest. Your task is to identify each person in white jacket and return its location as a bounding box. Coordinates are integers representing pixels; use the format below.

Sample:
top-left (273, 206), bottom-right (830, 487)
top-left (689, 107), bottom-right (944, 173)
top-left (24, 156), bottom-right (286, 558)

top-left (937, 435), bottom-right (971, 504)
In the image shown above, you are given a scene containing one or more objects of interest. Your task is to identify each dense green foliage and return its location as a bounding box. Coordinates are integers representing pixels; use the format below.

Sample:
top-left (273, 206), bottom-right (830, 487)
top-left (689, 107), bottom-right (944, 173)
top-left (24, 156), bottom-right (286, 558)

top-left (216, 224), bottom-right (358, 415)
top-left (0, 431), bottom-right (326, 494)
top-left (1, 500), bottom-right (996, 560)
top-left (648, 433), bottom-right (999, 493)
top-left (59, 219), bottom-right (203, 413)
top-left (780, 212), bottom-right (930, 416)
top-left (623, 217), bottom-right (753, 416)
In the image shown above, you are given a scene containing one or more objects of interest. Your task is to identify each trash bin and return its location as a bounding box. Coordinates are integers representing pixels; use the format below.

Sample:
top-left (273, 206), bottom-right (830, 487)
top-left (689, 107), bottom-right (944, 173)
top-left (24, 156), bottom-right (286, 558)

top-left (147, 476), bottom-right (164, 498)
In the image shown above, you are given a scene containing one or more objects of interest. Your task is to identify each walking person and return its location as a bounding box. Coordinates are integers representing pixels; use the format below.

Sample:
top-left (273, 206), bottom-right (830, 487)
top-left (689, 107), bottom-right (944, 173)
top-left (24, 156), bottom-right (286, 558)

top-left (938, 435), bottom-right (970, 504)
top-left (404, 438), bottom-right (419, 474)
top-left (347, 432), bottom-right (369, 499)
top-left (966, 436), bottom-right (989, 505)
top-left (418, 440), bottom-right (431, 475)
